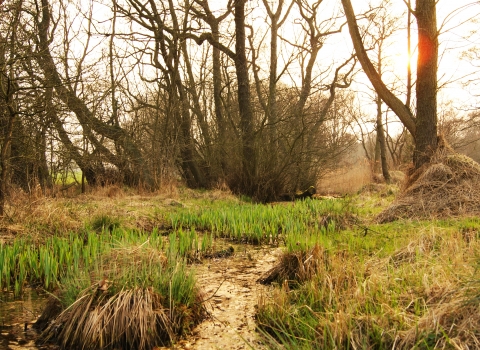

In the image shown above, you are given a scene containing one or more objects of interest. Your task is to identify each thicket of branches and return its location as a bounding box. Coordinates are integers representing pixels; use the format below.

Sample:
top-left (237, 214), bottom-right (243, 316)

top-left (0, 0), bottom-right (361, 205)
top-left (0, 0), bottom-right (478, 207)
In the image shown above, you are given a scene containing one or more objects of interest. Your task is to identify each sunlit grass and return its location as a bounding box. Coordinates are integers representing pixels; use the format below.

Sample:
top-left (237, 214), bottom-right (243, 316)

top-left (169, 197), bottom-right (358, 246)
top-left (40, 241), bottom-right (204, 349)
top-left (2, 187), bottom-right (479, 348)
top-left (256, 218), bottom-right (480, 349)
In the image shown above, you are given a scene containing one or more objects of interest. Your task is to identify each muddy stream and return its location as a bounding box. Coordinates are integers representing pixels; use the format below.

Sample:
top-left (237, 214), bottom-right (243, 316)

top-left (0, 243), bottom-right (281, 350)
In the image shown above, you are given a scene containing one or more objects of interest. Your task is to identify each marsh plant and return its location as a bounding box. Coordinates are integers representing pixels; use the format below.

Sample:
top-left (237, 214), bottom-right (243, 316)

top-left (38, 241), bottom-right (205, 349)
top-left (0, 225), bottom-right (204, 297)
top-left (256, 221), bottom-right (480, 349)
top-left (169, 198), bottom-right (357, 245)
top-left (0, 232), bottom-right (104, 296)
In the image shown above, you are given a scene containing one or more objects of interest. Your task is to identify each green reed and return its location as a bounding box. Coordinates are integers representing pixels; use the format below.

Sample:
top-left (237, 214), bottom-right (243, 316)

top-left (1, 224), bottom-right (205, 297)
top-left (169, 198), bottom-right (355, 245)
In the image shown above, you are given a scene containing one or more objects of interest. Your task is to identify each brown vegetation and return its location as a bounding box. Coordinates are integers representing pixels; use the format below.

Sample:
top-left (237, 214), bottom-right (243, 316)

top-left (257, 245), bottom-right (328, 287)
top-left (38, 286), bottom-right (205, 350)
top-left (378, 137), bottom-right (480, 222)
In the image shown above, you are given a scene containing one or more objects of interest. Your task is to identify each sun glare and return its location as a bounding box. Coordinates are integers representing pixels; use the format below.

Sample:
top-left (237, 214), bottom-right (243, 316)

top-left (393, 49), bottom-right (418, 72)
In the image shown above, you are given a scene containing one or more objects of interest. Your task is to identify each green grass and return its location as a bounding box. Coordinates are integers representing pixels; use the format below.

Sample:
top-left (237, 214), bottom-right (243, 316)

top-left (41, 242), bottom-right (204, 349)
top-left (169, 197), bottom-right (357, 246)
top-left (53, 169), bottom-right (83, 185)
top-left (256, 217), bottom-right (480, 349)
top-left (2, 188), bottom-right (479, 348)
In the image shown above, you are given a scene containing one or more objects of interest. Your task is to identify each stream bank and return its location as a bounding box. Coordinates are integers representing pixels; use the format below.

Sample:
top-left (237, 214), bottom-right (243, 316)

top-left (1, 243), bottom-right (281, 350)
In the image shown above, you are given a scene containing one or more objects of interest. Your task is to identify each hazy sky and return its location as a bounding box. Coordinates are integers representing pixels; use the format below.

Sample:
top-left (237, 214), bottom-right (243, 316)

top-left (88, 0), bottom-right (480, 122)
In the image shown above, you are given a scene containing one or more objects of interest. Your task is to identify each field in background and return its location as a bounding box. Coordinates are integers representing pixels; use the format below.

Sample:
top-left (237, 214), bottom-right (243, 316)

top-left (317, 159), bottom-right (372, 194)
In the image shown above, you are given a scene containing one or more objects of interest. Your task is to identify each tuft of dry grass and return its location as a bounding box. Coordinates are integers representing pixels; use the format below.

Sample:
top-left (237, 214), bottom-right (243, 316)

top-left (40, 286), bottom-right (175, 350)
top-left (378, 138), bottom-right (480, 222)
top-left (257, 245), bottom-right (329, 287)
top-left (37, 241), bottom-right (206, 349)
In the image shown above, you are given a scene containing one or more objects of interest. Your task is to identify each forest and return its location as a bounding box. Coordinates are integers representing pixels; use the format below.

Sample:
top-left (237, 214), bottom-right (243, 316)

top-left (1, 0), bottom-right (478, 205)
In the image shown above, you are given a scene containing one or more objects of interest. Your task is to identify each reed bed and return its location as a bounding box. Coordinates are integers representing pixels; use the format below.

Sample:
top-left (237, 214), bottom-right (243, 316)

top-left (169, 198), bottom-right (356, 245)
top-left (0, 232), bottom-right (103, 296)
top-left (0, 224), bottom-right (209, 297)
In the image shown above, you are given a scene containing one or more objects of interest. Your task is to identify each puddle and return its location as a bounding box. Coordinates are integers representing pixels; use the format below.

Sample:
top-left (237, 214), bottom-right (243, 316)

top-left (0, 243), bottom-right (280, 349)
top-left (0, 289), bottom-right (57, 349)
top-left (185, 244), bottom-right (280, 350)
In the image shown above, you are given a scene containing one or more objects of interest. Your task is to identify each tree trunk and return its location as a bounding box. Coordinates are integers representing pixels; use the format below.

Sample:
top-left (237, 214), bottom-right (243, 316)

top-left (211, 26), bottom-right (228, 175)
top-left (341, 0), bottom-right (439, 169)
top-left (234, 0), bottom-right (256, 194)
top-left (341, 0), bottom-right (416, 135)
top-left (0, 112), bottom-right (14, 217)
top-left (376, 94), bottom-right (391, 183)
top-left (0, 6), bottom-right (20, 215)
top-left (414, 0), bottom-right (438, 168)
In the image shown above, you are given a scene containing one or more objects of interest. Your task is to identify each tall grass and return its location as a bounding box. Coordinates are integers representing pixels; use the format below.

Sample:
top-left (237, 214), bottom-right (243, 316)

top-left (0, 234), bottom-right (92, 296)
top-left (40, 241), bottom-right (204, 350)
top-left (257, 220), bottom-right (480, 349)
top-left (0, 223), bottom-right (209, 297)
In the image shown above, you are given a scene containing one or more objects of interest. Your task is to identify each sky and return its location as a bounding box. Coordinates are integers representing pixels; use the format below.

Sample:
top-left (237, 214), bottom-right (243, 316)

top-left (72, 0), bottom-right (480, 126)
top-left (230, 0), bottom-right (480, 127)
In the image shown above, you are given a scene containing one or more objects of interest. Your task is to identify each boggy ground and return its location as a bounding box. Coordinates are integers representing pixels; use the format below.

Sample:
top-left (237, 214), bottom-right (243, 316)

top-left (0, 243), bottom-right (281, 350)
top-left (0, 188), bottom-right (282, 349)
top-left (183, 245), bottom-right (281, 350)
top-left (2, 180), bottom-right (480, 349)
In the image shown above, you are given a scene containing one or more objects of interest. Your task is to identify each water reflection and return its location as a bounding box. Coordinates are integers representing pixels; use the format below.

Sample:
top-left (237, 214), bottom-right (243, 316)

top-left (0, 289), bottom-right (55, 349)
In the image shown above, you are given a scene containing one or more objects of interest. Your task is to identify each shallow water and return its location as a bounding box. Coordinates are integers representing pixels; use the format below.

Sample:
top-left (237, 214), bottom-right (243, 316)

top-left (0, 289), bottom-right (57, 349)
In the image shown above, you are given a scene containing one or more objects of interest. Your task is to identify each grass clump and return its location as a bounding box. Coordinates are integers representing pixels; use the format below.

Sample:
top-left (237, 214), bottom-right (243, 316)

top-left (90, 214), bottom-right (122, 233)
top-left (37, 242), bottom-right (205, 349)
top-left (378, 137), bottom-right (480, 222)
top-left (258, 244), bottom-right (329, 287)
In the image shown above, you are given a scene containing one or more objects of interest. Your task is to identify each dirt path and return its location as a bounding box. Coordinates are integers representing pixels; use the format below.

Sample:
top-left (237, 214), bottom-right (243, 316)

top-left (175, 245), bottom-right (281, 350)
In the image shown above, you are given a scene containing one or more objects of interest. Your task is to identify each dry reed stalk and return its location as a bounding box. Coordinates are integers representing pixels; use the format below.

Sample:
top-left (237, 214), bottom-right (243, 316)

top-left (39, 286), bottom-right (176, 350)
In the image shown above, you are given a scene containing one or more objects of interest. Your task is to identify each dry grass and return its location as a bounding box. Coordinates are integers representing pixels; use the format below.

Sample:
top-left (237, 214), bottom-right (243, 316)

top-left (372, 170), bottom-right (406, 184)
top-left (258, 245), bottom-right (329, 287)
top-left (399, 291), bottom-right (480, 349)
top-left (40, 286), bottom-right (175, 349)
top-left (257, 224), bottom-right (480, 349)
top-left (378, 137), bottom-right (480, 222)
top-left (0, 185), bottom-right (237, 241)
top-left (317, 160), bottom-right (372, 195)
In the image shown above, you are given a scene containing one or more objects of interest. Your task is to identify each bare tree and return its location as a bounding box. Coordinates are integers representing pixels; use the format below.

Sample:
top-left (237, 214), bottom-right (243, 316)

top-left (342, 0), bottom-right (438, 169)
top-left (0, 8), bottom-right (18, 215)
top-left (33, 0), bottom-right (154, 188)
